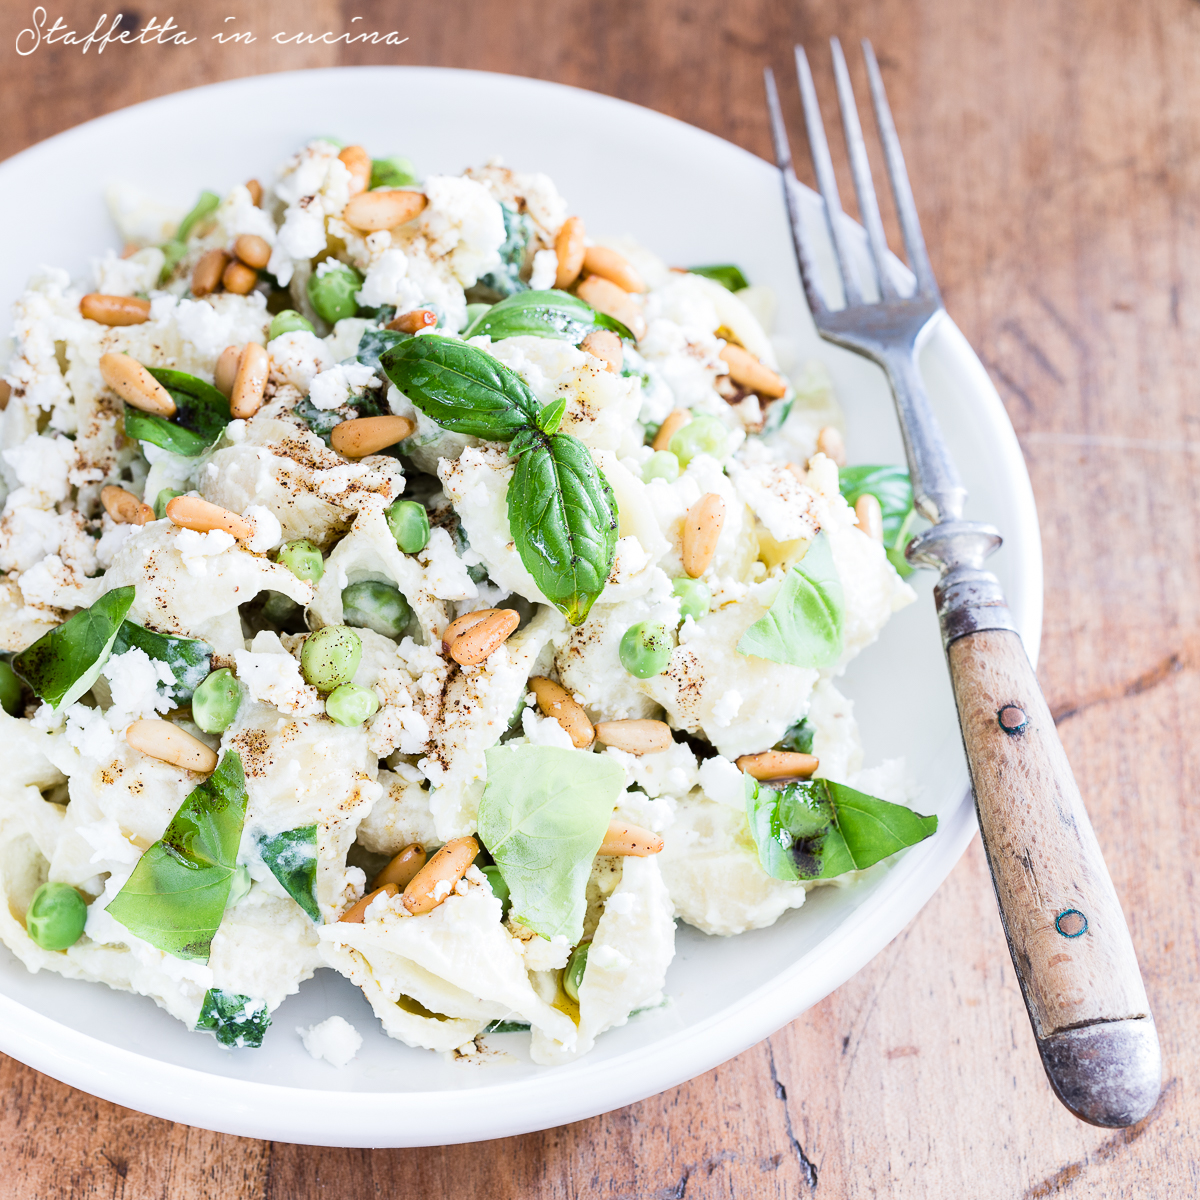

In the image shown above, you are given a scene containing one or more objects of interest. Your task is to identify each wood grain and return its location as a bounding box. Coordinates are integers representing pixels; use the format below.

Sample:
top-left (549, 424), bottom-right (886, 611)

top-left (3, 0), bottom-right (1199, 1195)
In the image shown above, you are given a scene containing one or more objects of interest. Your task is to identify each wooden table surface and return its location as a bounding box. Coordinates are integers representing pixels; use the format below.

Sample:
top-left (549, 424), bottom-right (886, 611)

top-left (3, 1), bottom-right (1196, 1195)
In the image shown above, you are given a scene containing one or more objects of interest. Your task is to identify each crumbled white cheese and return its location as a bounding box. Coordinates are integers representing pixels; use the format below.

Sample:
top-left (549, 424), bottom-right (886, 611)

top-left (530, 249), bottom-right (558, 290)
top-left (308, 362), bottom-right (381, 411)
top-left (297, 1015), bottom-right (362, 1067)
top-left (244, 505), bottom-right (283, 554)
top-left (102, 648), bottom-right (176, 726)
top-left (175, 527), bottom-right (236, 577)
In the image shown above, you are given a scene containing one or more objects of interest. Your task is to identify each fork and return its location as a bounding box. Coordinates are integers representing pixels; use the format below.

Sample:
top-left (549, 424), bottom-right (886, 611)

top-left (765, 39), bottom-right (1161, 1128)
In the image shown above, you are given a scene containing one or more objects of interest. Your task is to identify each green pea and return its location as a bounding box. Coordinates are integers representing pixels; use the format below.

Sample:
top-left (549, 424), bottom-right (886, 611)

top-left (672, 577), bottom-right (711, 622)
top-left (481, 864), bottom-right (510, 917)
top-left (0, 659), bottom-right (23, 716)
top-left (276, 538), bottom-right (324, 584)
top-left (619, 622), bottom-right (673, 679)
top-left (268, 309), bottom-right (315, 340)
top-left (192, 668), bottom-right (241, 734)
top-left (385, 499), bottom-right (430, 554)
top-left (325, 682), bottom-right (380, 727)
top-left (154, 488), bottom-right (183, 520)
top-left (342, 581), bottom-right (413, 639)
top-left (370, 156), bottom-right (418, 190)
top-left (642, 450), bottom-right (680, 483)
top-left (669, 413), bottom-right (729, 466)
top-left (307, 262), bottom-right (363, 324)
top-left (562, 942), bottom-right (589, 1003)
top-left (300, 625), bottom-right (362, 691)
top-left (26, 881), bottom-right (87, 951)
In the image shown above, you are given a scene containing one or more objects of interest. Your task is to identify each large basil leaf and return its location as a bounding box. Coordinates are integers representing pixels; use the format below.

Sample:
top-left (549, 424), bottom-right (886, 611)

top-left (195, 987), bottom-right (270, 1048)
top-left (688, 264), bottom-right (750, 292)
top-left (737, 532), bottom-right (843, 667)
top-left (123, 367), bottom-right (231, 457)
top-left (475, 203), bottom-right (533, 298)
top-left (13, 587), bottom-right (135, 710)
top-left (478, 745), bottom-right (625, 943)
top-left (258, 825), bottom-right (319, 922)
top-left (838, 464), bottom-right (918, 577)
top-left (746, 774), bottom-right (937, 882)
top-left (380, 335), bottom-right (542, 439)
top-left (463, 289), bottom-right (633, 343)
top-left (110, 621), bottom-right (211, 704)
top-left (106, 751), bottom-right (248, 962)
top-left (509, 432), bottom-right (618, 626)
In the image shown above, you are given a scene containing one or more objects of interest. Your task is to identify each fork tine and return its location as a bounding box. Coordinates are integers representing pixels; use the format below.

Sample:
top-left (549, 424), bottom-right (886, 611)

top-left (829, 37), bottom-right (897, 300)
top-left (861, 38), bottom-right (940, 300)
top-left (793, 43), bottom-right (862, 307)
top-left (763, 67), bottom-right (828, 316)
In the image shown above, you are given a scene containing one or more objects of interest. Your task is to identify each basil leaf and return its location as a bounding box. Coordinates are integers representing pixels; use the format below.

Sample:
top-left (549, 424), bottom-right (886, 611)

top-left (838, 464), bottom-right (918, 577)
top-left (195, 987), bottom-right (270, 1048)
top-left (509, 432), bottom-right (618, 626)
top-left (123, 367), bottom-right (231, 457)
top-left (737, 532), bottom-right (843, 667)
top-left (110, 621), bottom-right (211, 704)
top-left (688, 264), bottom-right (750, 292)
top-left (463, 289), bottom-right (633, 343)
top-left (356, 327), bottom-right (410, 371)
top-left (380, 334), bottom-right (541, 439)
top-left (478, 745), bottom-right (626, 943)
top-left (746, 774), bottom-right (937, 882)
top-left (370, 157), bottom-right (418, 189)
top-left (159, 190), bottom-right (220, 282)
top-left (535, 397), bottom-right (567, 435)
top-left (13, 587), bottom-right (135, 710)
top-left (258, 825), bottom-right (319, 922)
top-left (292, 397), bottom-right (341, 445)
top-left (476, 203), bottom-right (533, 298)
top-left (106, 751), bottom-right (248, 962)
top-left (777, 717), bottom-right (814, 755)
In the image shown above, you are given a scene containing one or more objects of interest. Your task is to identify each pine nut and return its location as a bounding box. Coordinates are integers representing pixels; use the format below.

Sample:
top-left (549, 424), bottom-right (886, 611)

top-left (230, 342), bottom-right (269, 419)
top-left (233, 234), bottom-right (271, 270)
top-left (816, 426), bottom-right (846, 467)
top-left (403, 836), bottom-right (479, 915)
top-left (530, 676), bottom-right (594, 749)
top-left (191, 249), bottom-right (229, 298)
top-left (337, 144), bottom-right (372, 195)
top-left (386, 308), bottom-right (437, 334)
top-left (80, 294), bottom-right (151, 326)
top-left (343, 189), bottom-right (427, 232)
top-left (120, 242), bottom-right (139, 259)
top-left (593, 719), bottom-right (673, 755)
top-left (166, 495), bottom-right (254, 541)
top-left (101, 485), bottom-right (153, 526)
top-left (579, 329), bottom-right (623, 374)
top-left (719, 344), bottom-right (786, 399)
top-left (449, 609), bottom-right (521, 666)
top-left (681, 493), bottom-right (725, 578)
top-left (855, 493), bottom-right (884, 542)
top-left (576, 275), bottom-right (646, 340)
top-left (126, 719), bottom-right (219, 773)
top-left (582, 246), bottom-right (646, 294)
top-left (652, 408), bottom-right (691, 452)
top-left (554, 216), bottom-right (587, 289)
top-left (735, 750), bottom-right (819, 781)
top-left (371, 844), bottom-right (427, 891)
top-left (599, 819), bottom-right (664, 857)
top-left (99, 352), bottom-right (176, 417)
top-left (214, 344), bottom-right (243, 397)
top-left (441, 608), bottom-right (498, 653)
top-left (786, 462), bottom-right (807, 484)
top-left (222, 259), bottom-right (258, 295)
top-left (245, 179), bottom-right (263, 207)
top-left (340, 883), bottom-right (399, 923)
top-left (330, 414), bottom-right (415, 458)
top-left (0, 380), bottom-right (10, 411)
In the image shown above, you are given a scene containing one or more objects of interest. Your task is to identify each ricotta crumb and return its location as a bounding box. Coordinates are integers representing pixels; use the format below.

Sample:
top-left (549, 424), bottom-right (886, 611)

top-left (175, 527), bottom-right (236, 576)
top-left (297, 1016), bottom-right (362, 1067)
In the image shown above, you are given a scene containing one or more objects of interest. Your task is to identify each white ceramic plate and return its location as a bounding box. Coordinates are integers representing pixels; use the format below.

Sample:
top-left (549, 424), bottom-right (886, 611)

top-left (0, 67), bottom-right (1041, 1146)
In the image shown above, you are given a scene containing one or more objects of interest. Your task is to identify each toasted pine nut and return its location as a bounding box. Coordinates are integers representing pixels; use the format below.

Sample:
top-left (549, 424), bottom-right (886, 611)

top-left (450, 610), bottom-right (521, 667)
top-left (582, 245), bottom-right (646, 294)
top-left (599, 819), bottom-right (664, 857)
top-left (222, 259), bottom-right (258, 295)
top-left (340, 883), bottom-right (399, 923)
top-left (166, 495), bottom-right (254, 541)
top-left (681, 493), bottom-right (725, 578)
top-left (735, 750), bottom-right (819, 781)
top-left (403, 836), bottom-right (479, 915)
top-left (0, 380), bottom-right (10, 411)
top-left (855, 493), bottom-right (884, 542)
top-left (652, 407), bottom-right (691, 452)
top-left (230, 342), bottom-right (269, 419)
top-left (80, 294), bottom-right (151, 326)
top-left (101, 485), bottom-right (153, 526)
top-left (343, 189), bottom-right (427, 232)
top-left (530, 676), bottom-right (594, 749)
top-left (245, 179), bottom-right (263, 206)
top-left (126, 719), bottom-right (219, 773)
top-left (337, 144), bottom-right (372, 195)
top-left (330, 414), bottom-right (415, 458)
top-left (386, 308), bottom-right (437, 334)
top-left (576, 275), bottom-right (646, 340)
top-left (593, 719), bottom-right (673, 755)
top-left (233, 234), bottom-right (271, 270)
top-left (554, 217), bottom-right (587, 289)
top-left (99, 352), bottom-right (176, 417)
top-left (120, 242), bottom-right (139, 259)
top-left (214, 344), bottom-right (243, 397)
top-left (191, 249), bottom-right (229, 298)
top-left (441, 608), bottom-right (499, 653)
top-left (785, 462), bottom-right (807, 484)
top-left (719, 344), bottom-right (787, 399)
top-left (371, 844), bottom-right (427, 891)
top-left (579, 329), bottom-right (623, 374)
top-left (816, 426), bottom-right (846, 467)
